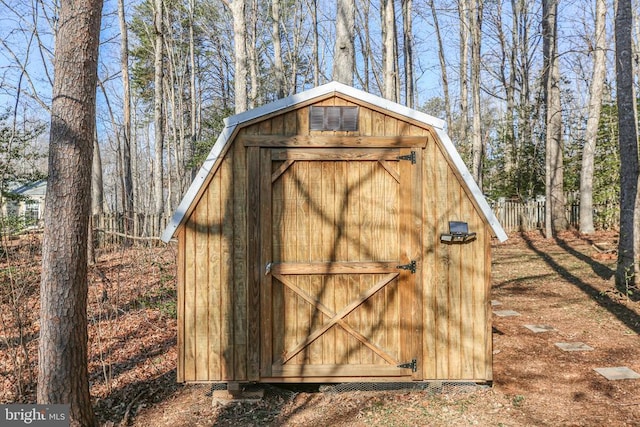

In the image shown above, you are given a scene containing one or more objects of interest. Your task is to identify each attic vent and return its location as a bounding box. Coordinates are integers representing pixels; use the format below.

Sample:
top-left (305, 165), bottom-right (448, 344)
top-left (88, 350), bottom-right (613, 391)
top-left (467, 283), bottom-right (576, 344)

top-left (309, 106), bottom-right (359, 131)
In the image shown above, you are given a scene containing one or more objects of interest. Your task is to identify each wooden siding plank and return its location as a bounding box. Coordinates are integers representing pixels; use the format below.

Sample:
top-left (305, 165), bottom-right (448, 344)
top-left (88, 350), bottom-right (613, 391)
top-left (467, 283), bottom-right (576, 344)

top-left (259, 116), bottom-right (272, 134)
top-left (411, 148), bottom-right (424, 379)
top-left (284, 110), bottom-right (297, 136)
top-left (308, 161), bottom-right (324, 365)
top-left (447, 165), bottom-right (462, 379)
top-left (372, 110), bottom-right (385, 136)
top-left (270, 164), bottom-right (284, 375)
top-left (295, 161), bottom-right (310, 365)
top-left (183, 212), bottom-right (197, 381)
top-left (360, 105), bottom-right (372, 136)
top-left (297, 105), bottom-right (309, 135)
top-left (206, 172), bottom-right (222, 381)
top-left (220, 154), bottom-right (245, 380)
top-left (322, 161), bottom-right (344, 364)
top-left (469, 198), bottom-right (486, 380)
top-left (398, 151), bottom-right (412, 371)
top-left (194, 180), bottom-right (210, 380)
top-left (380, 161), bottom-right (400, 362)
top-left (235, 141), bottom-right (253, 380)
top-left (434, 143), bottom-right (449, 380)
top-left (409, 128), bottom-right (425, 379)
top-left (323, 276), bottom-right (336, 365)
top-left (282, 160), bottom-right (298, 368)
top-left (422, 140), bottom-right (437, 379)
top-left (271, 113), bottom-right (284, 135)
top-left (176, 229), bottom-right (186, 382)
top-left (459, 192), bottom-right (475, 379)
top-left (254, 148), bottom-right (269, 378)
top-left (484, 228), bottom-right (493, 381)
top-left (214, 160), bottom-right (232, 381)
top-left (384, 114), bottom-right (398, 137)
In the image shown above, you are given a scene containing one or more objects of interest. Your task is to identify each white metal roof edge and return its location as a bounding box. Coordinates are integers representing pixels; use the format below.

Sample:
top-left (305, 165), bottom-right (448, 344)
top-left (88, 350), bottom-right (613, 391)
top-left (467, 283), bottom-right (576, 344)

top-left (160, 124), bottom-right (237, 242)
top-left (224, 81), bottom-right (446, 130)
top-left (161, 81), bottom-right (505, 242)
top-left (434, 128), bottom-right (508, 242)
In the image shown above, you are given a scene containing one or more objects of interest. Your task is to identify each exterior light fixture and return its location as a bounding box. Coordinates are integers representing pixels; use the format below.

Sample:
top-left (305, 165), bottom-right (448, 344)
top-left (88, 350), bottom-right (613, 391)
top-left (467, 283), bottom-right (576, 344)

top-left (440, 221), bottom-right (477, 243)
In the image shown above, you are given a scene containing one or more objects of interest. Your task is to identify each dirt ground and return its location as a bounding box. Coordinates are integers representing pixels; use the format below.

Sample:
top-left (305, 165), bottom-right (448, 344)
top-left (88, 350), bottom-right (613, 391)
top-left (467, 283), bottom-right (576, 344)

top-left (1, 231), bottom-right (639, 426)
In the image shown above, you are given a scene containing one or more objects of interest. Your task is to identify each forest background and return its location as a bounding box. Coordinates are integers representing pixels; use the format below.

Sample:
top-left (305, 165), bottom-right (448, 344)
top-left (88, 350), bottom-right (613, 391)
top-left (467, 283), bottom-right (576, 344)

top-left (1, 0), bottom-right (635, 236)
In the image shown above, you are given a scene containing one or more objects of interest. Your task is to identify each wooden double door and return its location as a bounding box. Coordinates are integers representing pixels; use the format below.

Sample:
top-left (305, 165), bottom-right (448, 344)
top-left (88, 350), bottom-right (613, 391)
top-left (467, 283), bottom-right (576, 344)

top-left (258, 147), bottom-right (423, 381)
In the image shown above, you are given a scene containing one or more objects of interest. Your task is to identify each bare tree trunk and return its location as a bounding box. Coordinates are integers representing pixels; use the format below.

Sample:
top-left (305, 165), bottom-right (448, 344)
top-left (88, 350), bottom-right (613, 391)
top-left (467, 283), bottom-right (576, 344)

top-left (249, 0), bottom-right (260, 107)
top-left (402, 0), bottom-right (414, 108)
top-left (230, 0), bottom-right (248, 113)
top-left (615, 0), bottom-right (640, 293)
top-left (579, 0), bottom-right (607, 234)
top-left (333, 0), bottom-right (355, 85)
top-left (38, 0), bottom-right (102, 425)
top-left (310, 0), bottom-right (320, 87)
top-left (118, 0), bottom-right (134, 239)
top-left (272, 0), bottom-right (285, 98)
top-left (153, 0), bottom-right (165, 235)
top-left (89, 136), bottom-right (103, 264)
top-left (458, 0), bottom-right (470, 145)
top-left (543, 0), bottom-right (567, 236)
top-left (517, 0), bottom-right (535, 197)
top-left (381, 0), bottom-right (398, 101)
top-left (429, 0), bottom-right (453, 130)
top-left (470, 0), bottom-right (483, 187)
top-left (506, 0), bottom-right (517, 178)
top-left (188, 0), bottom-right (198, 181)
top-left (355, 0), bottom-right (373, 91)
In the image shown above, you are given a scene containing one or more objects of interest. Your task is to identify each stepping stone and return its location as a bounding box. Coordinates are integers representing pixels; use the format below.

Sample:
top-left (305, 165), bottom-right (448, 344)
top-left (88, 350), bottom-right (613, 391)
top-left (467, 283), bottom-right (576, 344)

top-left (524, 324), bottom-right (556, 333)
top-left (594, 367), bottom-right (640, 380)
top-left (493, 310), bottom-right (520, 317)
top-left (555, 342), bottom-right (594, 351)
top-left (491, 300), bottom-right (502, 306)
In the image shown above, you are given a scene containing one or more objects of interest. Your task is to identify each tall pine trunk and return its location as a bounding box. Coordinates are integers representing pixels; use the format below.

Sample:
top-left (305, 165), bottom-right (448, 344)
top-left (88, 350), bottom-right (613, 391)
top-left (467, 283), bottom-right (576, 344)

top-left (231, 0), bottom-right (248, 113)
top-left (579, 0), bottom-right (606, 234)
top-left (470, 0), bottom-right (483, 187)
top-left (118, 0), bottom-right (134, 240)
top-left (429, 0), bottom-right (453, 130)
top-left (38, 0), bottom-right (102, 425)
top-left (381, 0), bottom-right (397, 101)
top-left (153, 0), bottom-right (164, 235)
top-left (615, 0), bottom-right (640, 294)
top-left (402, 0), bottom-right (414, 108)
top-left (333, 0), bottom-right (355, 85)
top-left (458, 0), bottom-right (470, 146)
top-left (543, 0), bottom-right (567, 236)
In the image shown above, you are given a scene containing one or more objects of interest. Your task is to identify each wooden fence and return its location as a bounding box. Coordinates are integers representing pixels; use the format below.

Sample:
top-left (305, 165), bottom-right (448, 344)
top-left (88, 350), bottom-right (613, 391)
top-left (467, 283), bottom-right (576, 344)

top-left (490, 199), bottom-right (618, 233)
top-left (90, 213), bottom-right (171, 247)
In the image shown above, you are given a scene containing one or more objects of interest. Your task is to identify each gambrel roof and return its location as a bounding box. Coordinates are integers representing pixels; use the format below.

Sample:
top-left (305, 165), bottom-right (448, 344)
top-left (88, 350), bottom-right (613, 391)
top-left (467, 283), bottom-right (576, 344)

top-left (161, 81), bottom-right (507, 243)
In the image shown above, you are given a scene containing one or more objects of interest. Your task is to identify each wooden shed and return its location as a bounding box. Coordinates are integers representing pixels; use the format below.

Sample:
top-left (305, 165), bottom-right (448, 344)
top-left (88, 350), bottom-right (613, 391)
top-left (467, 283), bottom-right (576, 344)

top-left (162, 82), bottom-right (507, 385)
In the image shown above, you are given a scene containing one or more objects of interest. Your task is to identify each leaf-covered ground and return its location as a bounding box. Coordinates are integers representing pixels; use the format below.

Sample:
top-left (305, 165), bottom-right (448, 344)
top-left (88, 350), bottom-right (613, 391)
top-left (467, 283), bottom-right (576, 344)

top-left (1, 231), bottom-right (639, 426)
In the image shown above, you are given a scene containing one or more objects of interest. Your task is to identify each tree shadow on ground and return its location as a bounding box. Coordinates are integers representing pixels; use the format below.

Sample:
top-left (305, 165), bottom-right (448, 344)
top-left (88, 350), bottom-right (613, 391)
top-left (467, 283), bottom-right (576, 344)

top-left (521, 233), bottom-right (640, 336)
top-left (94, 369), bottom-right (179, 426)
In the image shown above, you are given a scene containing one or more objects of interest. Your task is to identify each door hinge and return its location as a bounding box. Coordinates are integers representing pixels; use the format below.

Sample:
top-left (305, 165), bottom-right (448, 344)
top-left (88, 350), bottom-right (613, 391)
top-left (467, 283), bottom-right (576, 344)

top-left (397, 151), bottom-right (416, 164)
top-left (396, 260), bottom-right (416, 274)
top-left (397, 358), bottom-right (418, 372)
